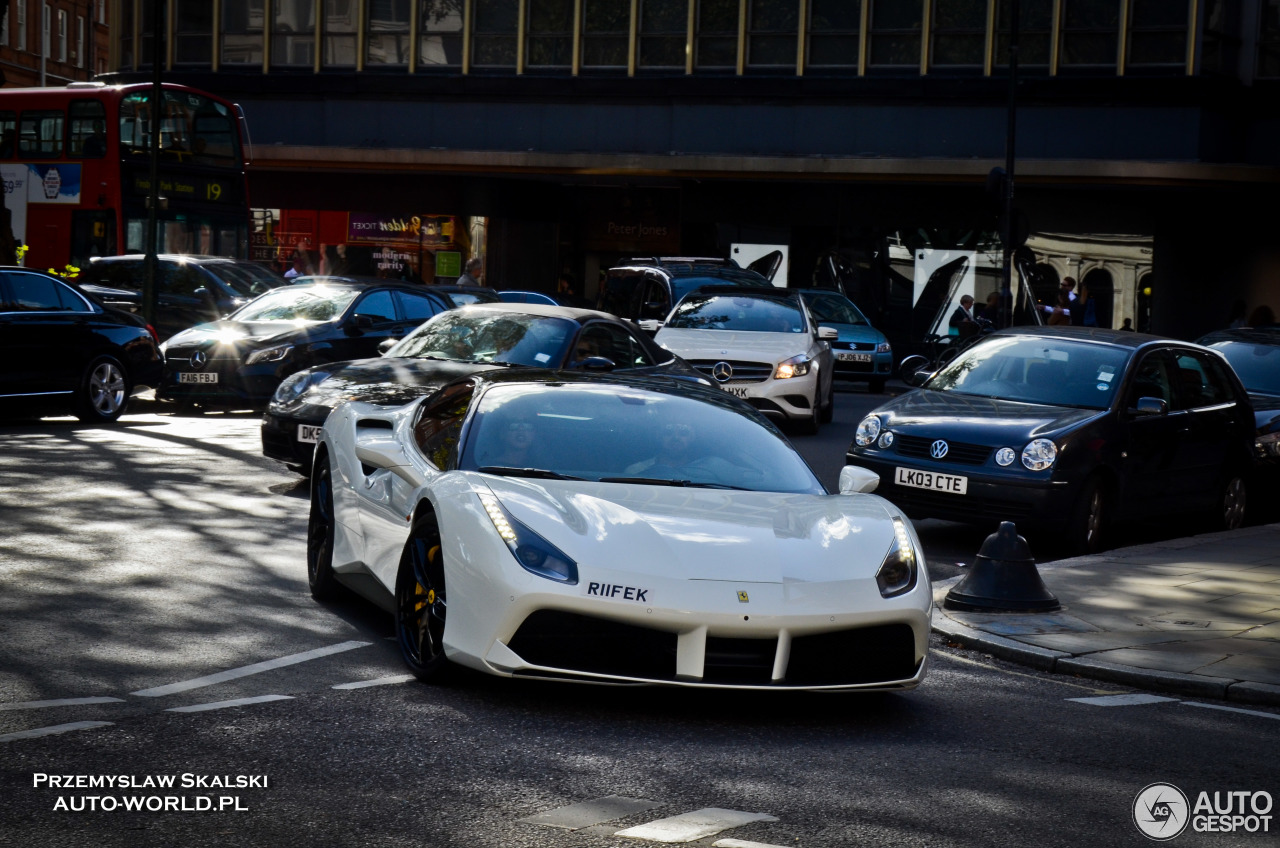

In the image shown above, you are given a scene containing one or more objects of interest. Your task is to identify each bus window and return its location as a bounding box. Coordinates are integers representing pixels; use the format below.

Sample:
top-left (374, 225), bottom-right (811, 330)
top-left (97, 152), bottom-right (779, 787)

top-left (19, 110), bottom-right (65, 158)
top-left (69, 100), bottom-right (108, 158)
top-left (0, 112), bottom-right (15, 158)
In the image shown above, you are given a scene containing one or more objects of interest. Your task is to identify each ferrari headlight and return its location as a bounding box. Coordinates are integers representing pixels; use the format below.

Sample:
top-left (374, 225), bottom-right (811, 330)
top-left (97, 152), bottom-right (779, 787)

top-left (1021, 438), bottom-right (1058, 471)
top-left (876, 518), bottom-right (918, 598)
top-left (478, 493), bottom-right (578, 584)
top-left (774, 354), bottom-right (811, 379)
top-left (272, 369), bottom-right (331, 406)
top-left (876, 342), bottom-right (892, 354)
top-left (854, 414), bottom-right (882, 447)
top-left (1256, 431), bottom-right (1280, 459)
top-left (245, 343), bottom-right (293, 365)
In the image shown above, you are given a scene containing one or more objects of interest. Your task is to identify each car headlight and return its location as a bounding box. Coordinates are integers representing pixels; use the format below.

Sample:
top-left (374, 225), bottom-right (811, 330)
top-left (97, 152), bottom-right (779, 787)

top-left (876, 518), bottom-right (918, 598)
top-left (1021, 438), bottom-right (1058, 471)
top-left (854, 414), bottom-right (882, 447)
top-left (245, 344), bottom-right (294, 365)
top-left (876, 342), bottom-right (892, 354)
top-left (478, 493), bottom-right (578, 584)
top-left (1256, 431), bottom-right (1280, 459)
top-left (774, 354), bottom-right (811, 379)
top-left (271, 369), bottom-right (331, 406)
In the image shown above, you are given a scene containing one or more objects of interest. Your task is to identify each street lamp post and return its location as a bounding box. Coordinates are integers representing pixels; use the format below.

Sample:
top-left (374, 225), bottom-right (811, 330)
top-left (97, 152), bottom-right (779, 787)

top-left (142, 0), bottom-right (165, 327)
top-left (999, 0), bottom-right (1020, 329)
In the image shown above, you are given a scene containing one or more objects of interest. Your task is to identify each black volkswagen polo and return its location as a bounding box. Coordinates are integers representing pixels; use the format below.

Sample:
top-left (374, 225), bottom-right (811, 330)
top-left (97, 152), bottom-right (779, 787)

top-left (846, 327), bottom-right (1256, 553)
top-left (158, 278), bottom-right (455, 407)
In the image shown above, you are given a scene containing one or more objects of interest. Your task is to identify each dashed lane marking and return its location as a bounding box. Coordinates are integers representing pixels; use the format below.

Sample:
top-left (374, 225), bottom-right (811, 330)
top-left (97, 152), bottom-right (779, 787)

top-left (130, 641), bottom-right (373, 697)
top-left (164, 695), bottom-right (294, 713)
top-left (0, 696), bottom-right (125, 712)
top-left (615, 808), bottom-right (778, 843)
top-left (935, 647), bottom-right (1128, 694)
top-left (1182, 702), bottom-right (1280, 721)
top-left (520, 795), bottom-right (664, 830)
top-left (0, 721), bottom-right (114, 743)
top-left (1067, 694), bottom-right (1179, 707)
top-left (332, 675), bottom-right (416, 690)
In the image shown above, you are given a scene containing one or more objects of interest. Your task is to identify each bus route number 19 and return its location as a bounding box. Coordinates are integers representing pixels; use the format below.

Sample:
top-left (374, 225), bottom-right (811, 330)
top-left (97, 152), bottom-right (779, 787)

top-left (206, 183), bottom-right (222, 201)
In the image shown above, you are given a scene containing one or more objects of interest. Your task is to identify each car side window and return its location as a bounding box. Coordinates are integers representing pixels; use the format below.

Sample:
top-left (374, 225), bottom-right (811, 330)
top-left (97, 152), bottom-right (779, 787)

top-left (639, 276), bottom-right (671, 320)
top-left (353, 290), bottom-right (397, 324)
top-left (5, 272), bottom-right (69, 311)
top-left (413, 380), bottom-right (476, 471)
top-left (1127, 351), bottom-right (1174, 410)
top-left (164, 264), bottom-right (208, 297)
top-left (575, 323), bottom-right (656, 368)
top-left (1171, 351), bottom-right (1231, 409)
top-left (395, 291), bottom-right (443, 323)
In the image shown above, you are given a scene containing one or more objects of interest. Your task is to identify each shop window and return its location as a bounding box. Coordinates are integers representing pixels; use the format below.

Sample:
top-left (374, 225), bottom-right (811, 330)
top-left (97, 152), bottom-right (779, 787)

top-left (367, 1), bottom-right (410, 66)
top-left (930, 0), bottom-right (986, 69)
top-left (582, 0), bottom-right (630, 69)
top-left (222, 0), bottom-right (265, 66)
top-left (1059, 0), bottom-right (1119, 69)
top-left (19, 110), bottom-right (64, 158)
top-left (1126, 0), bottom-right (1189, 69)
top-left (696, 0), bottom-right (739, 70)
top-left (1199, 0), bottom-right (1240, 76)
top-left (473, 0), bottom-right (519, 68)
top-left (272, 0), bottom-right (317, 68)
top-left (324, 0), bottom-right (360, 67)
top-left (1259, 0), bottom-right (1280, 78)
top-left (807, 0), bottom-right (861, 69)
top-left (867, 0), bottom-right (922, 69)
top-left (175, 0), bottom-right (214, 66)
top-left (995, 0), bottom-right (1053, 68)
top-left (527, 0), bottom-right (575, 69)
top-left (639, 0), bottom-right (688, 69)
top-left (747, 0), bottom-right (798, 68)
top-left (419, 0), bottom-right (464, 67)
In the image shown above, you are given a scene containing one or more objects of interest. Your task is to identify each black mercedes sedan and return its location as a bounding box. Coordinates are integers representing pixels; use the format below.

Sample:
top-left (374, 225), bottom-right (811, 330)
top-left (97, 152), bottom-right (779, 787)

top-left (0, 267), bottom-right (162, 423)
top-left (262, 302), bottom-right (710, 474)
top-left (158, 278), bottom-right (455, 407)
top-left (846, 326), bottom-right (1256, 554)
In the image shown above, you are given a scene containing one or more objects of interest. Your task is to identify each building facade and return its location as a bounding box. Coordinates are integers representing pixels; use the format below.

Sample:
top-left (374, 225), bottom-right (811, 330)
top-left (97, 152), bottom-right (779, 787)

top-left (92, 1), bottom-right (1280, 340)
top-left (1, 1), bottom-right (111, 86)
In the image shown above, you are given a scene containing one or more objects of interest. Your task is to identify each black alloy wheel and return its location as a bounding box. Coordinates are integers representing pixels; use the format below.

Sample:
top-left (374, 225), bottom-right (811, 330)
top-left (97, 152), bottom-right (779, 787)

top-left (395, 517), bottom-right (450, 681)
top-left (1066, 476), bottom-right (1109, 555)
top-left (76, 356), bottom-right (130, 423)
top-left (1218, 473), bottom-right (1248, 531)
top-left (307, 455), bottom-right (341, 600)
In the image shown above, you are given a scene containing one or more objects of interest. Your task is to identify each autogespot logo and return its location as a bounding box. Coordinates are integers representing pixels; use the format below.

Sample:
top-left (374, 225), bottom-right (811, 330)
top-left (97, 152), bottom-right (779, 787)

top-left (1134, 783), bottom-right (1190, 841)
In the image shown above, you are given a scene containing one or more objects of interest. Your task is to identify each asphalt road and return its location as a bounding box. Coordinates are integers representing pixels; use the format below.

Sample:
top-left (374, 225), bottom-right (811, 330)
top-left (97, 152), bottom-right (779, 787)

top-left (1, 392), bottom-right (1276, 847)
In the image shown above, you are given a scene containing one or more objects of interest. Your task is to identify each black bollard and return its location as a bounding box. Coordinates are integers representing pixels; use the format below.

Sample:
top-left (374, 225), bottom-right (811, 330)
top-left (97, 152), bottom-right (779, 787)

top-left (944, 521), bottom-right (1061, 612)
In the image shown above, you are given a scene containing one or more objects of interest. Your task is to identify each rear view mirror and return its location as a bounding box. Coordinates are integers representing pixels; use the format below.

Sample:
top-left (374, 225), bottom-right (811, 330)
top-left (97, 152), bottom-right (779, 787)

top-left (347, 314), bottom-right (375, 335)
top-left (1132, 397), bottom-right (1168, 417)
top-left (637, 319), bottom-right (663, 334)
top-left (903, 367), bottom-right (932, 388)
top-left (817, 326), bottom-right (838, 341)
top-left (378, 338), bottom-right (398, 355)
top-left (579, 356), bottom-right (616, 372)
top-left (838, 465), bottom-right (880, 494)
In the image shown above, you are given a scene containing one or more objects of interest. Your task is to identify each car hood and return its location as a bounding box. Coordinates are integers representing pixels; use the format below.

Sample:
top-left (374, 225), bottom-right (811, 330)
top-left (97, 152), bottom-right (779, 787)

top-left (655, 329), bottom-right (816, 362)
top-left (1249, 392), bottom-right (1280, 434)
top-left (868, 389), bottom-right (1104, 443)
top-left (477, 477), bottom-right (901, 583)
top-left (303, 357), bottom-right (503, 408)
top-left (163, 319), bottom-right (328, 349)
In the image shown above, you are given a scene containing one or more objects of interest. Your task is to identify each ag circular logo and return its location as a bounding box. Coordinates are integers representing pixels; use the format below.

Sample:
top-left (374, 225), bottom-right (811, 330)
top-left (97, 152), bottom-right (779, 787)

top-left (1134, 783), bottom-right (1190, 841)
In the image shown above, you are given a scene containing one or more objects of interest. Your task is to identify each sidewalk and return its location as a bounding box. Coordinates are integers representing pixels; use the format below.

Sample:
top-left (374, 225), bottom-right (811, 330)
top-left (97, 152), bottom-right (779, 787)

top-left (930, 524), bottom-right (1280, 707)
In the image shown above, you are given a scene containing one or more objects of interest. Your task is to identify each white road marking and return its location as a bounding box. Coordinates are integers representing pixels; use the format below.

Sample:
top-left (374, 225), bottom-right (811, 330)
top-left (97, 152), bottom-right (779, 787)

top-left (0, 721), bottom-right (114, 743)
top-left (165, 695), bottom-right (294, 713)
top-left (1182, 702), bottom-right (1280, 721)
top-left (615, 808), bottom-right (778, 843)
top-left (332, 675), bottom-right (416, 690)
top-left (0, 696), bottom-right (125, 712)
top-left (713, 840), bottom-right (791, 848)
top-left (1067, 694), bottom-right (1179, 707)
top-left (520, 795), bottom-right (665, 830)
top-left (130, 641), bottom-right (372, 697)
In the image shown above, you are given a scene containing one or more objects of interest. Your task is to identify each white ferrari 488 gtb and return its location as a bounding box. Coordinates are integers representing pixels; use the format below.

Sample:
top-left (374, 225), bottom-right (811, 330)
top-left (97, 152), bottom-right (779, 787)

top-left (308, 371), bottom-right (932, 691)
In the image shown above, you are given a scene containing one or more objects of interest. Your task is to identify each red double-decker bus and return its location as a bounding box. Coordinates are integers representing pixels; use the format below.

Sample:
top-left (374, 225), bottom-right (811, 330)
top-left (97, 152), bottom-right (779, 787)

top-left (0, 81), bottom-right (251, 272)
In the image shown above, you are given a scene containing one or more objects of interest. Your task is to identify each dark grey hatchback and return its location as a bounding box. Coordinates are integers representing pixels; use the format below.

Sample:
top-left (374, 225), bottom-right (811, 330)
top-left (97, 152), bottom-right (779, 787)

top-left (845, 326), bottom-right (1256, 554)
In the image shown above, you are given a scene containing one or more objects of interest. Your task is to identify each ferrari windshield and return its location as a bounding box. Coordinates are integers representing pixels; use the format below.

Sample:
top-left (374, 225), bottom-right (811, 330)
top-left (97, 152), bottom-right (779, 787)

top-left (928, 335), bottom-right (1131, 409)
top-left (229, 285), bottom-right (359, 323)
top-left (667, 294), bottom-right (807, 334)
top-left (1207, 340), bottom-right (1280, 396)
top-left (389, 310), bottom-right (575, 366)
top-left (461, 383), bottom-right (824, 494)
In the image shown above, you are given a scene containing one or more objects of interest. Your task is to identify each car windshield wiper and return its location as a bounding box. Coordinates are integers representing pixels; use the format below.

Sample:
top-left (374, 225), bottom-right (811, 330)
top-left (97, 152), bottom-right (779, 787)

top-left (597, 476), bottom-right (748, 490)
top-left (475, 466), bottom-right (585, 481)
